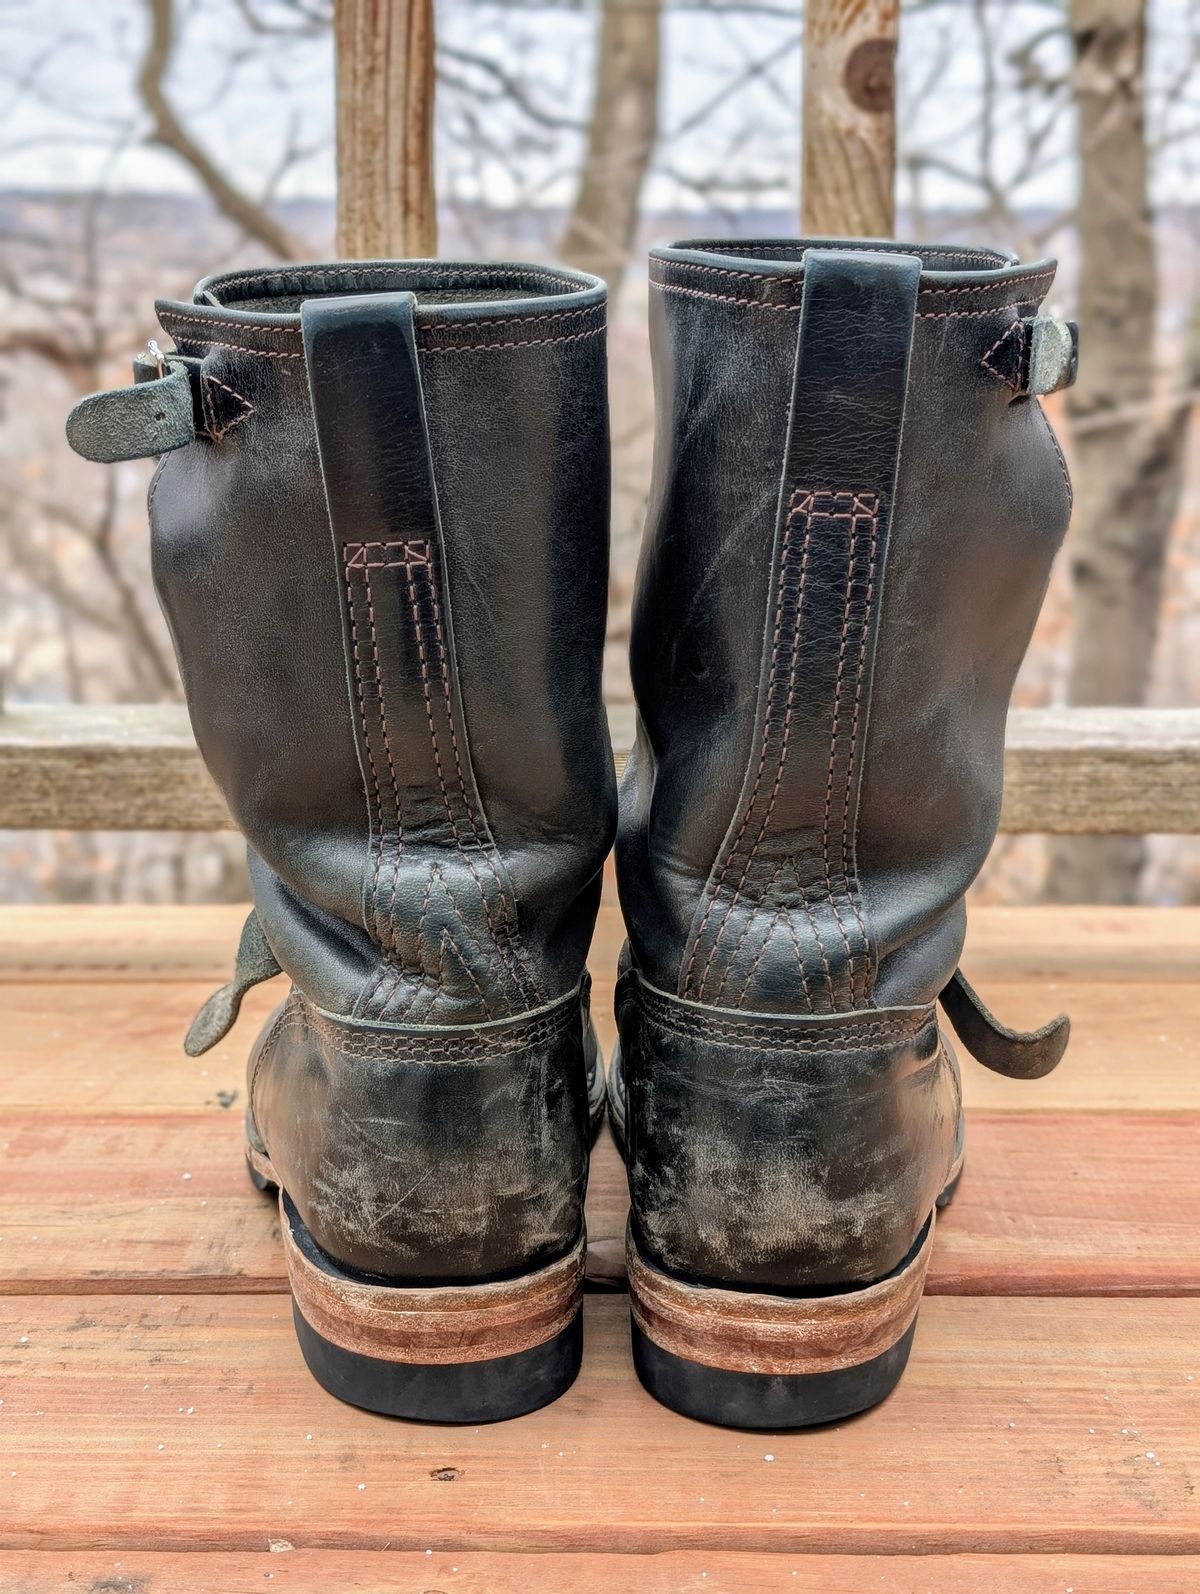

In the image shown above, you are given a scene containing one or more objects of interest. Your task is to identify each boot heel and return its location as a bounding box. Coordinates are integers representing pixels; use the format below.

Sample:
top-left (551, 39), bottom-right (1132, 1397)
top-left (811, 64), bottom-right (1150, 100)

top-left (282, 1193), bottom-right (584, 1423)
top-left (626, 1216), bottom-right (934, 1429)
top-left (250, 1132), bottom-right (585, 1422)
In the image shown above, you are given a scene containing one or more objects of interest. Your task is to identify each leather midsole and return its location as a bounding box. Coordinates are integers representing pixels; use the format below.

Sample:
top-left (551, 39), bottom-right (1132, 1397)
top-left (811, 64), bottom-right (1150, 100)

top-left (626, 1213), bottom-right (936, 1377)
top-left (273, 1176), bottom-right (585, 1366)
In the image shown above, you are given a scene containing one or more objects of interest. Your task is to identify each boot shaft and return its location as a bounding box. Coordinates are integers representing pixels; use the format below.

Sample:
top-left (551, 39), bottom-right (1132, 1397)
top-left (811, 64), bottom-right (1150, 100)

top-left (146, 262), bottom-right (615, 1023)
top-left (620, 239), bottom-right (1074, 1013)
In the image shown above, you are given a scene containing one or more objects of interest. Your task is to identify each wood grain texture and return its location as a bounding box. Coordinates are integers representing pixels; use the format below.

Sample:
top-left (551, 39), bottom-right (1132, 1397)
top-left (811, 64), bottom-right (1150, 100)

top-left (2, 1550), bottom-right (1198, 1594)
top-left (1, 1294), bottom-right (1197, 1553)
top-left (802, 0), bottom-right (899, 236)
top-left (2, 704), bottom-right (1198, 833)
top-left (335, 0), bottom-right (436, 258)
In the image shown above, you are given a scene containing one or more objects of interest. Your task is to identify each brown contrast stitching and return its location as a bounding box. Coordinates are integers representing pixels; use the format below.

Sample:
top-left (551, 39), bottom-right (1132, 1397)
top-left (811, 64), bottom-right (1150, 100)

top-left (423, 554), bottom-right (544, 1006)
top-left (160, 312), bottom-right (299, 340)
top-left (419, 326), bottom-right (605, 355)
top-left (820, 494), bottom-right (871, 996)
top-left (201, 373), bottom-right (255, 440)
top-left (839, 495), bottom-right (879, 1002)
top-left (377, 868), bottom-right (438, 1022)
top-left (979, 318), bottom-right (1025, 390)
top-left (916, 301), bottom-right (1043, 321)
top-left (684, 486), bottom-right (811, 1000)
top-left (636, 984), bottom-right (934, 1052)
top-left (435, 900), bottom-right (498, 1022)
top-left (1038, 401), bottom-right (1074, 513)
top-left (651, 280), bottom-right (801, 313)
top-left (420, 307), bottom-right (601, 333)
top-left (347, 539), bottom-right (429, 569)
top-left (168, 335), bottom-right (303, 360)
top-left (268, 987), bottom-right (579, 1063)
top-left (403, 548), bottom-right (532, 1012)
top-left (361, 557), bottom-right (405, 940)
top-left (344, 549), bottom-right (391, 958)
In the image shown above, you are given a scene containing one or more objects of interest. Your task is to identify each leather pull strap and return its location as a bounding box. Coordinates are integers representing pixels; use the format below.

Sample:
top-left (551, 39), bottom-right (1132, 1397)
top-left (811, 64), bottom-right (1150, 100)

top-left (939, 967), bottom-right (1069, 1080)
top-left (184, 908), bottom-right (282, 1057)
top-left (682, 250), bottom-right (921, 1013)
top-left (300, 293), bottom-right (535, 1019)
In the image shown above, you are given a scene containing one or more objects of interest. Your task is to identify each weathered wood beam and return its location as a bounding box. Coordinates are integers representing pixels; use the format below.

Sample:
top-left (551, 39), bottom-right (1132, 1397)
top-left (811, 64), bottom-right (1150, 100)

top-left (335, 0), bottom-right (437, 258)
top-left (801, 0), bottom-right (899, 237)
top-left (0, 705), bottom-right (1196, 836)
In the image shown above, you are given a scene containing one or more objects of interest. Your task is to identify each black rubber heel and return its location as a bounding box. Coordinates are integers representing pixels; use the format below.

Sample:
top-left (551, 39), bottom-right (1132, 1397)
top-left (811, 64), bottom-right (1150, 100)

top-left (631, 1315), bottom-right (918, 1430)
top-left (294, 1305), bottom-right (583, 1423)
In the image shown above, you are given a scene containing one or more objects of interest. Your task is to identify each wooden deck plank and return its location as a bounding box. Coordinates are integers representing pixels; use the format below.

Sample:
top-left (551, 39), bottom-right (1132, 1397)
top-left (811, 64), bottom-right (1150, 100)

top-left (3, 968), bottom-right (1195, 1114)
top-left (2, 1549), bottom-right (1198, 1594)
top-left (0, 1295), bottom-right (1197, 1554)
top-left (3, 1113), bottom-right (1199, 1299)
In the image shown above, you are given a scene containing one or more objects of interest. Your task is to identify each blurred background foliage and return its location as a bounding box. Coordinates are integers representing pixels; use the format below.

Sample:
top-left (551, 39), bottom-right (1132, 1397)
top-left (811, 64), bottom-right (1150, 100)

top-left (0, 0), bottom-right (1197, 904)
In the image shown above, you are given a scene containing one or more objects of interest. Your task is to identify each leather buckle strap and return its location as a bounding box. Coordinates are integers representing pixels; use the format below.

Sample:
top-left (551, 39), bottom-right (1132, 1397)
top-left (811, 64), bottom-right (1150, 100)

top-left (185, 908), bottom-right (283, 1057)
top-left (65, 348), bottom-right (200, 463)
top-left (939, 966), bottom-right (1069, 1080)
top-left (981, 315), bottom-right (1080, 396)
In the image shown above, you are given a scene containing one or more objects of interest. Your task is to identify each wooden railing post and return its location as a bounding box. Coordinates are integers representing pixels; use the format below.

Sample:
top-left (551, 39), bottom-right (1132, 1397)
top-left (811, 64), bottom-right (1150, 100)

top-left (334, 0), bottom-right (437, 259)
top-left (801, 0), bottom-right (899, 237)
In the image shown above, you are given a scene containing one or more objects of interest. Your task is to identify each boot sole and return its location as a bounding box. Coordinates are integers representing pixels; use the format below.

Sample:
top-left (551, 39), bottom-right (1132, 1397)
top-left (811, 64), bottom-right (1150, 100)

top-left (247, 1143), bottom-right (585, 1423)
top-left (626, 1149), bottom-right (964, 1430)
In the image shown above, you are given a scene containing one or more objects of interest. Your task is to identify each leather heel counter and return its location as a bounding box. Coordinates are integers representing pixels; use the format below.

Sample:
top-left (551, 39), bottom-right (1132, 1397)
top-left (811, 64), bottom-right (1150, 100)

top-left (248, 986), bottom-right (594, 1283)
top-left (618, 972), bottom-right (961, 1290)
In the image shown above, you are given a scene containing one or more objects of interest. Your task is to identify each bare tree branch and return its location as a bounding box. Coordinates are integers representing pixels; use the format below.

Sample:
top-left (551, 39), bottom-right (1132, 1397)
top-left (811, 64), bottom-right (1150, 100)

top-left (138, 0), bottom-right (305, 259)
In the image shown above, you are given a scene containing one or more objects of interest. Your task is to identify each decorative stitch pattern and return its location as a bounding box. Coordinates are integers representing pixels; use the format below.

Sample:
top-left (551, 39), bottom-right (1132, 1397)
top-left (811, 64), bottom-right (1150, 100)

top-left (682, 489), bottom-right (878, 1015)
top-left (200, 373), bottom-right (255, 440)
top-left (402, 544), bottom-right (542, 1012)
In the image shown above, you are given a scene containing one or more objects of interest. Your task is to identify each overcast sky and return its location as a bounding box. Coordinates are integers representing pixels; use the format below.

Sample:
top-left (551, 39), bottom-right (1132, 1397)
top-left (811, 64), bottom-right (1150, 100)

top-left (0, 0), bottom-right (1196, 215)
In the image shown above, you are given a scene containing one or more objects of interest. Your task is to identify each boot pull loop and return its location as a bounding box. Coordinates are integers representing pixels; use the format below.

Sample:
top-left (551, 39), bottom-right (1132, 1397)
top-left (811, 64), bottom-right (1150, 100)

top-left (939, 966), bottom-right (1069, 1080)
top-left (184, 908), bottom-right (283, 1057)
top-left (65, 346), bottom-right (201, 463)
top-left (687, 247), bottom-right (923, 1012)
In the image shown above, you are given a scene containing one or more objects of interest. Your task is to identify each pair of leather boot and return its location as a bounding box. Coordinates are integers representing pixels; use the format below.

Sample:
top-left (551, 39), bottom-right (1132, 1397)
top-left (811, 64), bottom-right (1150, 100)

top-left (68, 241), bottom-right (1077, 1429)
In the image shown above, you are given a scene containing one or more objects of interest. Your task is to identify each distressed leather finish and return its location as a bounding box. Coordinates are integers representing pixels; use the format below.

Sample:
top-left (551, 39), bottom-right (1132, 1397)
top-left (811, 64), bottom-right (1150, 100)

top-left (249, 982), bottom-right (600, 1281)
top-left (615, 967), bottom-right (961, 1289)
top-left (124, 261), bottom-right (613, 1283)
top-left (615, 239), bottom-right (1072, 1289)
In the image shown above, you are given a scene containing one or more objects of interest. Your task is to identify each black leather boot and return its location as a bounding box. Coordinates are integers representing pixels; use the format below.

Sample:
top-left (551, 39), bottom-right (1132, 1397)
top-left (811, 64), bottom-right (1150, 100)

top-left (67, 261), bottom-right (615, 1421)
top-left (611, 240), bottom-right (1078, 1428)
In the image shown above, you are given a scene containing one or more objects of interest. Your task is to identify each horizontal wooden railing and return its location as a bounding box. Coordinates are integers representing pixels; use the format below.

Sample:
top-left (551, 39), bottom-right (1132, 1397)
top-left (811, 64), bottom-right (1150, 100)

top-left (0, 703), bottom-right (1197, 834)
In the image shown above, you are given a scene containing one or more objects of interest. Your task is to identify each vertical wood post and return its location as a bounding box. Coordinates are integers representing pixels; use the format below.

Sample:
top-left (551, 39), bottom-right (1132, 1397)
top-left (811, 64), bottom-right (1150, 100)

top-left (335, 0), bottom-right (437, 259)
top-left (801, 0), bottom-right (899, 237)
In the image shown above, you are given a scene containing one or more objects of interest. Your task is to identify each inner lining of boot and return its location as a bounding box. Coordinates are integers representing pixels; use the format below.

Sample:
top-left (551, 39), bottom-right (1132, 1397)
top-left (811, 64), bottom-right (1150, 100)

top-left (203, 266), bottom-right (587, 313)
